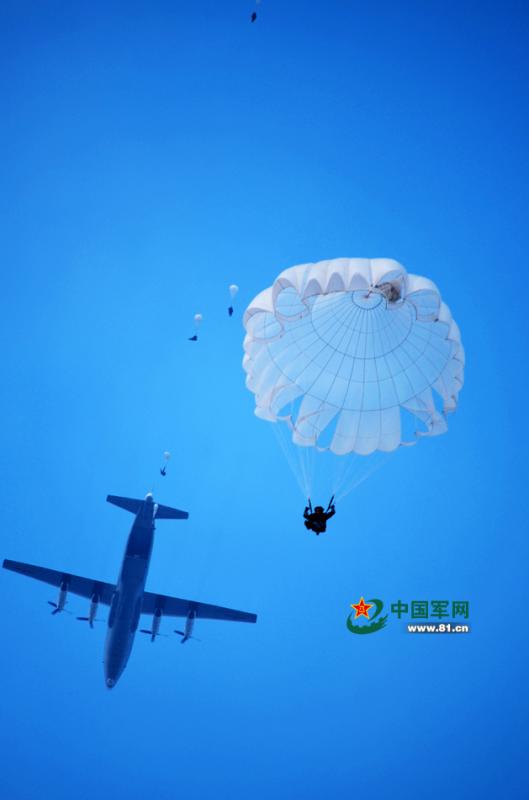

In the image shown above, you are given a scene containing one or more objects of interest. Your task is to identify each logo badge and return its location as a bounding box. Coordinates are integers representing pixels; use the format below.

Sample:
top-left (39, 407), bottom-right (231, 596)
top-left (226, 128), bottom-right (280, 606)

top-left (346, 597), bottom-right (388, 635)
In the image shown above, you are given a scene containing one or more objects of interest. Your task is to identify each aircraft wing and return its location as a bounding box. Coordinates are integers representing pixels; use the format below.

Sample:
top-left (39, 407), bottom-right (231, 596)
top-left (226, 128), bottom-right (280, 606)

top-left (142, 590), bottom-right (257, 623)
top-left (2, 559), bottom-right (116, 604)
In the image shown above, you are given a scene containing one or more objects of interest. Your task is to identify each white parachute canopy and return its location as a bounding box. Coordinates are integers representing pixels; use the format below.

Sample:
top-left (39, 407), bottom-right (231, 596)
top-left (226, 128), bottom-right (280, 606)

top-left (163, 451), bottom-right (171, 461)
top-left (243, 258), bottom-right (464, 497)
top-left (229, 284), bottom-right (239, 299)
top-left (192, 313), bottom-right (203, 334)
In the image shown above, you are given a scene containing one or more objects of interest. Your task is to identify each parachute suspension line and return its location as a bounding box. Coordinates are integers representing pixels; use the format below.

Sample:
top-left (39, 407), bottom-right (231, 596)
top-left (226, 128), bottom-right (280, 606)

top-left (330, 453), bottom-right (366, 501)
top-left (333, 452), bottom-right (393, 501)
top-left (298, 442), bottom-right (315, 500)
top-left (295, 438), bottom-right (315, 499)
top-left (327, 444), bottom-right (393, 502)
top-left (272, 422), bottom-right (309, 497)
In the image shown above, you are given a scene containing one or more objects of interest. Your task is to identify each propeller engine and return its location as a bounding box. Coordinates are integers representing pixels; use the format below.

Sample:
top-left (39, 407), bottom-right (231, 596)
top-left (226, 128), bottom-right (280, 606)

top-left (48, 580), bottom-right (69, 615)
top-left (175, 606), bottom-right (198, 644)
top-left (76, 592), bottom-right (100, 628)
top-left (140, 607), bottom-right (164, 643)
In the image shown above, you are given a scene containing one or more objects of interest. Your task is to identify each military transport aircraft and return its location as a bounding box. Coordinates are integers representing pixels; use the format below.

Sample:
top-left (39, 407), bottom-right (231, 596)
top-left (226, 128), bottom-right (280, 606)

top-left (3, 492), bottom-right (257, 688)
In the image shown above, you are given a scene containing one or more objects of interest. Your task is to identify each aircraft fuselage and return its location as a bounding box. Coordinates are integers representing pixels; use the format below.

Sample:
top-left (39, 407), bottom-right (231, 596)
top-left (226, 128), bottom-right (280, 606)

top-left (104, 495), bottom-right (156, 688)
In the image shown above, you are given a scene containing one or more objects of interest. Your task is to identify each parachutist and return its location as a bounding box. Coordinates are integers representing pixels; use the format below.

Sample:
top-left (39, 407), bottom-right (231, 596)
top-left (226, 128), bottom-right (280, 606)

top-left (251, 12), bottom-right (257, 22)
top-left (228, 306), bottom-right (234, 317)
top-left (303, 504), bottom-right (336, 535)
top-left (188, 335), bottom-right (198, 341)
top-left (160, 467), bottom-right (166, 476)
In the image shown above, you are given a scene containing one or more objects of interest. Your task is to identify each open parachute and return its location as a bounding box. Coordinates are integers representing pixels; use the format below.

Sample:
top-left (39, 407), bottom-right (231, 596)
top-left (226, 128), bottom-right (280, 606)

top-left (242, 258), bottom-right (464, 499)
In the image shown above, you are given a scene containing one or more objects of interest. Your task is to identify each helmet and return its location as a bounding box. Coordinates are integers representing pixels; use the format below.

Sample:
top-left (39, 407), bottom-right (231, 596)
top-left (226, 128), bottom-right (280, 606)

top-left (315, 506), bottom-right (324, 513)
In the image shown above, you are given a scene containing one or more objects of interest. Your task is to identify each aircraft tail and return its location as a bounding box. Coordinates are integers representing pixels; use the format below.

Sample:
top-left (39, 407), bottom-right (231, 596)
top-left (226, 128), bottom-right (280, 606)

top-left (106, 495), bottom-right (188, 520)
top-left (107, 495), bottom-right (143, 514)
top-left (155, 504), bottom-right (189, 520)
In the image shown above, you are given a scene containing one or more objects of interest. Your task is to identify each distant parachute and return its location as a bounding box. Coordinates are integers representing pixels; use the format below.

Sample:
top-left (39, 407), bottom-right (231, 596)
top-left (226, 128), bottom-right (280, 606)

top-left (228, 284), bottom-right (239, 317)
top-left (160, 451), bottom-right (171, 477)
top-left (188, 313), bottom-right (203, 342)
top-left (243, 258), bottom-right (464, 499)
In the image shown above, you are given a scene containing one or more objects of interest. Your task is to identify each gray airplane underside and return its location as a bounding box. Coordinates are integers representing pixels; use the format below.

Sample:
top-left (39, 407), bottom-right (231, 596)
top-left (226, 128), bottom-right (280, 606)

top-left (3, 492), bottom-right (257, 688)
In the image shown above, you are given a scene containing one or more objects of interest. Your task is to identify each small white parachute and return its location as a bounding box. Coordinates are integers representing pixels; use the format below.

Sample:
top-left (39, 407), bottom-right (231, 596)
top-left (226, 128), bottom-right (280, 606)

top-left (228, 285), bottom-right (239, 317)
top-left (160, 451), bottom-right (171, 477)
top-left (188, 313), bottom-right (203, 342)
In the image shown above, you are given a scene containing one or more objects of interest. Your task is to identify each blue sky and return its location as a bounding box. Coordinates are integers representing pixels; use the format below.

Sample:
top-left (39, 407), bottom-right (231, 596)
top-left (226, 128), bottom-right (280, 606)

top-left (1, 2), bottom-right (529, 798)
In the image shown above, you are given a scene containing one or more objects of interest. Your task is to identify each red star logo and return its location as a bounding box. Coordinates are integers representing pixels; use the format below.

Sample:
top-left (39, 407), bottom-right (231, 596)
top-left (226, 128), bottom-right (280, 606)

top-left (350, 597), bottom-right (373, 619)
